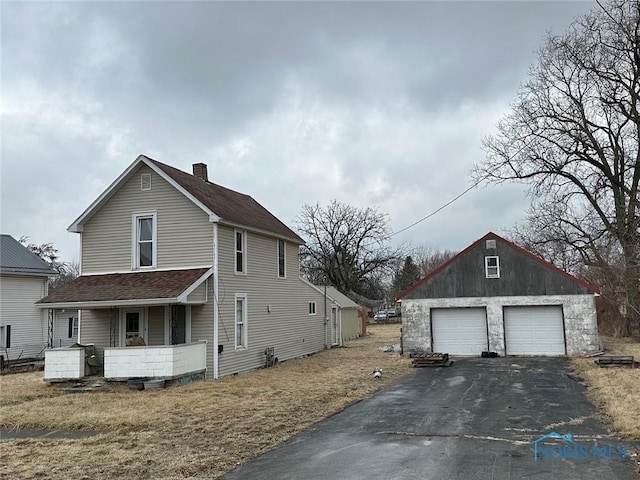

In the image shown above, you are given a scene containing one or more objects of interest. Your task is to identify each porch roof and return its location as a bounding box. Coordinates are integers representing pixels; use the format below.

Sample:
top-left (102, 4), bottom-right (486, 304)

top-left (36, 267), bottom-right (212, 309)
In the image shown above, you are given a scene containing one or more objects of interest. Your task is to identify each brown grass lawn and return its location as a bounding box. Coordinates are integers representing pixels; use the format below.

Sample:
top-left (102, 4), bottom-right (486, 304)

top-left (0, 324), bottom-right (411, 479)
top-left (571, 337), bottom-right (640, 441)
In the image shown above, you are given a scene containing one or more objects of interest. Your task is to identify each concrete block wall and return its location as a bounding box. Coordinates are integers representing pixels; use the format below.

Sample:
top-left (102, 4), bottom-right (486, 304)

top-left (104, 341), bottom-right (207, 379)
top-left (401, 295), bottom-right (599, 356)
top-left (44, 347), bottom-right (85, 380)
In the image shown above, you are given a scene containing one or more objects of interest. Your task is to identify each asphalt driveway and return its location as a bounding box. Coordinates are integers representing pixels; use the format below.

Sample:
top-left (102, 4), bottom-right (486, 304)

top-left (226, 357), bottom-right (637, 480)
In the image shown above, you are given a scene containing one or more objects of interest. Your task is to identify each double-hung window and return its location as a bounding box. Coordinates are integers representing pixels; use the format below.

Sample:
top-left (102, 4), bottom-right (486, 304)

top-left (133, 211), bottom-right (157, 269)
top-left (235, 294), bottom-right (247, 348)
top-left (235, 230), bottom-right (246, 274)
top-left (277, 239), bottom-right (286, 278)
top-left (485, 256), bottom-right (500, 278)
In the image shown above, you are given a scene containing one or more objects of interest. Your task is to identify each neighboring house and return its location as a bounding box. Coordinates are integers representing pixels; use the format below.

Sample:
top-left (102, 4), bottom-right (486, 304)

top-left (0, 234), bottom-right (57, 361)
top-left (397, 232), bottom-right (600, 356)
top-left (37, 155), bottom-right (330, 381)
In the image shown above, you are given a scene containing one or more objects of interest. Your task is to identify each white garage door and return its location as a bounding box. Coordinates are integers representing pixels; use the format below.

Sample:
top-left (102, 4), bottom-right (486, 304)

top-left (504, 306), bottom-right (565, 355)
top-left (431, 308), bottom-right (488, 355)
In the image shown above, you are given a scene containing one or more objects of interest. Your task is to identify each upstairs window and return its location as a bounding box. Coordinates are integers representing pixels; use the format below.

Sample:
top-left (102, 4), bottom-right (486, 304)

top-left (277, 239), bottom-right (286, 278)
top-left (485, 256), bottom-right (500, 278)
top-left (235, 230), bottom-right (246, 274)
top-left (133, 212), bottom-right (156, 269)
top-left (309, 302), bottom-right (317, 315)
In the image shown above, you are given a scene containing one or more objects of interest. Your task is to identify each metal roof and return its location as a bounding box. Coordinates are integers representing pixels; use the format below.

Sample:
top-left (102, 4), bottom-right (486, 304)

top-left (0, 234), bottom-right (57, 276)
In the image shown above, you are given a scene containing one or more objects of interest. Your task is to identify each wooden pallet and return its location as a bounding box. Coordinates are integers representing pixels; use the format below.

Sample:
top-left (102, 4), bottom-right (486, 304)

top-left (596, 355), bottom-right (635, 368)
top-left (411, 353), bottom-right (452, 368)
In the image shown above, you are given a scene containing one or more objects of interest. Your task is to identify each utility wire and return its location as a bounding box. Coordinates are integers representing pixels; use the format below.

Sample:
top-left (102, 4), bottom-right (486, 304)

top-left (388, 176), bottom-right (486, 239)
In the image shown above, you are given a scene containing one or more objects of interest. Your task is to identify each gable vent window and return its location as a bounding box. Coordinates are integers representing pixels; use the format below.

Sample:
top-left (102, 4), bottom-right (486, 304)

top-left (485, 239), bottom-right (496, 249)
top-left (141, 173), bottom-right (152, 191)
top-left (485, 256), bottom-right (500, 278)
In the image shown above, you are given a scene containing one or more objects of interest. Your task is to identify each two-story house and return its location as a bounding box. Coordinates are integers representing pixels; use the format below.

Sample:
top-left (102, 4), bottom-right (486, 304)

top-left (37, 155), bottom-right (334, 381)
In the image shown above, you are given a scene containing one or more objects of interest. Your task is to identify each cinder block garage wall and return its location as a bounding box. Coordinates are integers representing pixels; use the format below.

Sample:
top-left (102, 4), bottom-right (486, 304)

top-left (401, 295), bottom-right (599, 356)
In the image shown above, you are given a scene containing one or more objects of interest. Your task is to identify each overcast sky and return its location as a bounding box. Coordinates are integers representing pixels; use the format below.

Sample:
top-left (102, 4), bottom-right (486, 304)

top-left (1, 1), bottom-right (596, 264)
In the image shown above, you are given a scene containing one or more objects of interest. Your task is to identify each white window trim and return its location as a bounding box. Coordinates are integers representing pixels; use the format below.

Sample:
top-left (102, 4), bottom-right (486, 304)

top-left (141, 173), bottom-right (152, 191)
top-left (132, 211), bottom-right (157, 270)
top-left (119, 307), bottom-right (147, 347)
top-left (235, 229), bottom-right (247, 275)
top-left (277, 239), bottom-right (286, 278)
top-left (485, 256), bottom-right (500, 278)
top-left (309, 301), bottom-right (317, 315)
top-left (235, 294), bottom-right (248, 349)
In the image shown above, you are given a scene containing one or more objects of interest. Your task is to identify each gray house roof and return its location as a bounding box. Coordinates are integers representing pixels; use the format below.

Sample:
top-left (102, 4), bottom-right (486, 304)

top-left (0, 234), bottom-right (57, 276)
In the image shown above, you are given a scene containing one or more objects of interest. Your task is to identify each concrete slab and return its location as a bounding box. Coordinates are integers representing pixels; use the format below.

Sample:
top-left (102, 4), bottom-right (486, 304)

top-left (226, 357), bottom-right (638, 479)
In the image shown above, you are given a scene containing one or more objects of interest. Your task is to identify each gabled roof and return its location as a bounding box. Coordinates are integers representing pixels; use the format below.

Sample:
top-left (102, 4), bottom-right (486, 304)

top-left (36, 267), bottom-right (212, 309)
top-left (0, 234), bottom-right (57, 276)
top-left (325, 287), bottom-right (360, 309)
top-left (68, 155), bottom-right (304, 243)
top-left (396, 231), bottom-right (599, 300)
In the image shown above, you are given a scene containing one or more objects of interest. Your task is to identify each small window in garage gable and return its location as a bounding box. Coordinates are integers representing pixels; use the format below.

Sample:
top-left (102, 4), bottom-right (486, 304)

top-left (485, 256), bottom-right (500, 278)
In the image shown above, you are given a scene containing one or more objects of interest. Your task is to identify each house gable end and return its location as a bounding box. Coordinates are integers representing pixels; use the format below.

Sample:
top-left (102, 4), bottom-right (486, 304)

top-left (398, 232), bottom-right (598, 300)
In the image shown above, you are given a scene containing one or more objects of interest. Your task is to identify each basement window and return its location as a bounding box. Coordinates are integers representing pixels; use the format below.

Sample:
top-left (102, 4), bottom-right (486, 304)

top-left (485, 256), bottom-right (500, 278)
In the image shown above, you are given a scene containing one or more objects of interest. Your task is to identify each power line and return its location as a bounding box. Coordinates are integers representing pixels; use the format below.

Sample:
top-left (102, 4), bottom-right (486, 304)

top-left (388, 176), bottom-right (486, 239)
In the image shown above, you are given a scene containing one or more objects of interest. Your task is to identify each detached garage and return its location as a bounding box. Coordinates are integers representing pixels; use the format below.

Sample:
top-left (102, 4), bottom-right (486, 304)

top-left (398, 232), bottom-right (600, 357)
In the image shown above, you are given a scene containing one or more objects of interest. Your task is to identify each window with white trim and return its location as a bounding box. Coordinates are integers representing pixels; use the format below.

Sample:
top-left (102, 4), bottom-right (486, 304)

top-left (235, 294), bottom-right (247, 348)
top-left (235, 230), bottom-right (246, 274)
top-left (309, 301), bottom-right (317, 315)
top-left (277, 239), bottom-right (286, 278)
top-left (141, 173), bottom-right (152, 191)
top-left (133, 212), bottom-right (157, 269)
top-left (68, 317), bottom-right (79, 339)
top-left (485, 256), bottom-right (500, 278)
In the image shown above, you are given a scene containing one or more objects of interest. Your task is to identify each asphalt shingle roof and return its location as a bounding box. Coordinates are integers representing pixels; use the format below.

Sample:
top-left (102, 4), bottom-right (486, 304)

top-left (36, 268), bottom-right (209, 305)
top-left (147, 157), bottom-right (304, 243)
top-left (0, 234), bottom-right (57, 276)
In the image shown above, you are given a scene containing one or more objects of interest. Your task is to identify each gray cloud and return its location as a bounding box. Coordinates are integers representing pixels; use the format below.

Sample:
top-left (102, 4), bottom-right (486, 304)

top-left (1, 0), bottom-right (595, 261)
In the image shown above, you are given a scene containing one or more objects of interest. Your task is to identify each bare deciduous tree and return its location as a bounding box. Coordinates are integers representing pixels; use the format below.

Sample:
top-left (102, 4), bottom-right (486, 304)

top-left (474, 0), bottom-right (640, 334)
top-left (296, 200), bottom-right (402, 298)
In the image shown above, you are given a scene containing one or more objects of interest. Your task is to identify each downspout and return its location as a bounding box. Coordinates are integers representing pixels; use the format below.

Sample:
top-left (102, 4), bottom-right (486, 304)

top-left (324, 283), bottom-right (328, 349)
top-left (213, 223), bottom-right (219, 379)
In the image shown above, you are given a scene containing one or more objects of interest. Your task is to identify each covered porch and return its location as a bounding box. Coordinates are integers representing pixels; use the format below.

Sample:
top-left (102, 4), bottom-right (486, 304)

top-left (36, 268), bottom-right (212, 382)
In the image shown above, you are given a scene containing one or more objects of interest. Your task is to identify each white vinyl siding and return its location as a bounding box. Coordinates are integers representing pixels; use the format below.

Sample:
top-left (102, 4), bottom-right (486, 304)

top-left (504, 305), bottom-right (565, 355)
top-left (52, 311), bottom-right (79, 348)
top-left (147, 306), bottom-right (165, 346)
top-left (431, 307), bottom-right (488, 355)
top-left (81, 164), bottom-right (213, 273)
top-left (0, 274), bottom-right (49, 359)
top-left (215, 225), bottom-right (326, 378)
top-left (75, 309), bottom-right (114, 363)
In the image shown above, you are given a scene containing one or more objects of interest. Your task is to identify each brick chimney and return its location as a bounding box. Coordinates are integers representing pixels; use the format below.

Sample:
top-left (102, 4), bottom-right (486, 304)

top-left (192, 163), bottom-right (208, 181)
